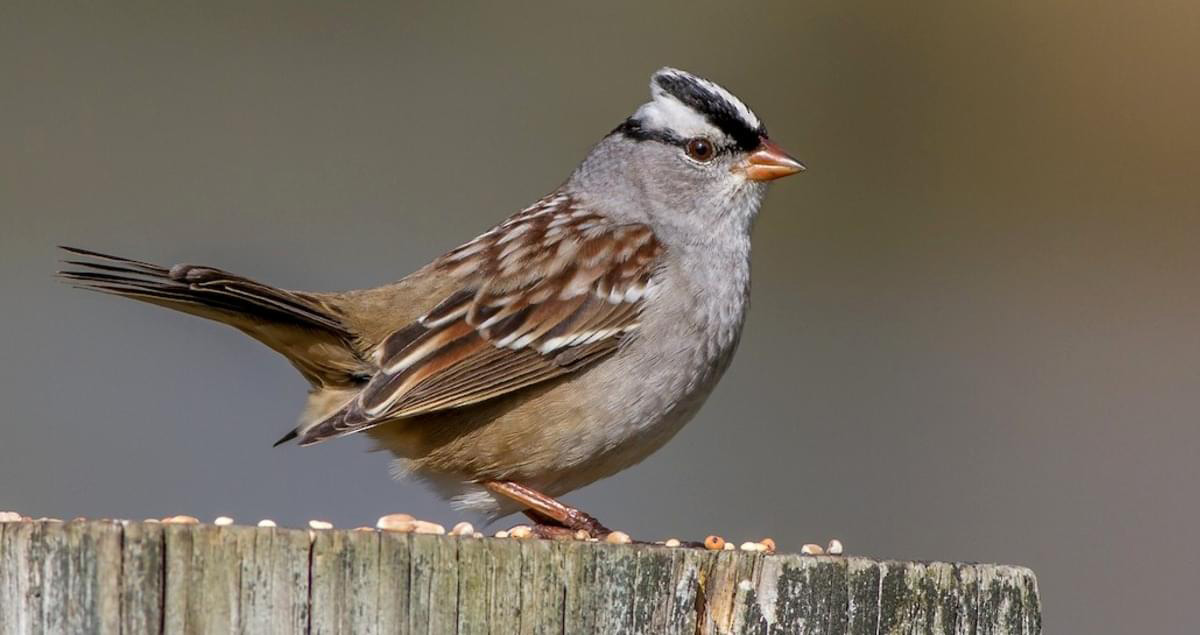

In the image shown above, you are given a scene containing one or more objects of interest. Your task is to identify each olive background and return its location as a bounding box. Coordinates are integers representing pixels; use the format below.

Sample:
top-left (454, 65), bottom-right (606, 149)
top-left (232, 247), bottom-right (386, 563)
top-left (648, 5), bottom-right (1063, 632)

top-left (2, 3), bottom-right (1197, 633)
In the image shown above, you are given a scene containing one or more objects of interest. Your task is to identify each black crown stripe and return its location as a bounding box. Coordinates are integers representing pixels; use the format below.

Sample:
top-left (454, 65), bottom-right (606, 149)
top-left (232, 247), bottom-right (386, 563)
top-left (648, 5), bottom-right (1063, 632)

top-left (652, 74), bottom-right (765, 151)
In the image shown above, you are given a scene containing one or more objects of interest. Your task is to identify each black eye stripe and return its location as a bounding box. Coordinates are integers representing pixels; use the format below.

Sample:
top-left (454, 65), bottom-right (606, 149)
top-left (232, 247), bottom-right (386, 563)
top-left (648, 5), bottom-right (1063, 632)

top-left (612, 119), bottom-right (681, 144)
top-left (612, 120), bottom-right (737, 156)
top-left (652, 74), bottom-right (765, 152)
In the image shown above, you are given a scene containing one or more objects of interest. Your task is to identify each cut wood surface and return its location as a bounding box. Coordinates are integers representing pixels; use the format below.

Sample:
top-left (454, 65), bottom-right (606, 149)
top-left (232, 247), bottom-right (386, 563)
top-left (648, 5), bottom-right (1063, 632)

top-left (0, 519), bottom-right (1040, 634)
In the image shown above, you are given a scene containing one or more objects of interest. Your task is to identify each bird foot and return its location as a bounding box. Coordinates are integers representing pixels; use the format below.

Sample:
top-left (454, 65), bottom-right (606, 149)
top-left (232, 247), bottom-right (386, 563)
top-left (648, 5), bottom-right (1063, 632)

top-left (529, 523), bottom-right (583, 540)
top-left (558, 508), bottom-right (611, 537)
top-left (485, 480), bottom-right (612, 539)
top-left (523, 507), bottom-right (611, 540)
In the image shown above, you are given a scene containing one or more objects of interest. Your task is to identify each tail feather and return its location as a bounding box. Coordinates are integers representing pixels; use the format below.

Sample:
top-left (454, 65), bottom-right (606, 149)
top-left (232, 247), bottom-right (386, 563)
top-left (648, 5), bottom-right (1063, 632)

top-left (58, 245), bottom-right (350, 334)
top-left (57, 246), bottom-right (370, 390)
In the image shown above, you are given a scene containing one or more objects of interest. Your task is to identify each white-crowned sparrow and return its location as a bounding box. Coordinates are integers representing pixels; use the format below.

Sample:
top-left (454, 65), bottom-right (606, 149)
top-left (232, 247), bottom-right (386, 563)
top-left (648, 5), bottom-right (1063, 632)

top-left (60, 68), bottom-right (804, 536)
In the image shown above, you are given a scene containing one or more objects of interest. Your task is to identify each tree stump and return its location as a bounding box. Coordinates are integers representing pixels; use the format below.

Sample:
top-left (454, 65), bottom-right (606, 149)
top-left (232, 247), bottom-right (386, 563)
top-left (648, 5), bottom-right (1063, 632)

top-left (0, 519), bottom-right (1040, 634)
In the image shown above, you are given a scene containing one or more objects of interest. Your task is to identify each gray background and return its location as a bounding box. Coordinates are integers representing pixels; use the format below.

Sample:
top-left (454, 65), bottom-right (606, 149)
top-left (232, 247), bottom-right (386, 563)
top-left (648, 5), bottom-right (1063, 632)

top-left (3, 3), bottom-right (1197, 633)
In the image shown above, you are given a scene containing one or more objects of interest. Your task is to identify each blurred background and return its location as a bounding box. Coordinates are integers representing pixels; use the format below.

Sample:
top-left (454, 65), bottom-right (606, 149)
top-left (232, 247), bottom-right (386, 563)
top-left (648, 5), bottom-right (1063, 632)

top-left (2, 2), bottom-right (1197, 632)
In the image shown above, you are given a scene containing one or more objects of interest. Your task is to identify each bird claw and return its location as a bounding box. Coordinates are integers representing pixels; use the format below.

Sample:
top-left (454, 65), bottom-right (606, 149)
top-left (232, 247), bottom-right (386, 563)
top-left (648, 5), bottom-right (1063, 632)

top-left (529, 524), bottom-right (583, 540)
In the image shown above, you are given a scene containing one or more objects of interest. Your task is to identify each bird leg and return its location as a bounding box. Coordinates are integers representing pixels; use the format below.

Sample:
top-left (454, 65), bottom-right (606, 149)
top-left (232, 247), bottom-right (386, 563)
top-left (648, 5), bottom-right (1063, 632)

top-left (523, 513), bottom-right (580, 540)
top-left (484, 480), bottom-right (610, 538)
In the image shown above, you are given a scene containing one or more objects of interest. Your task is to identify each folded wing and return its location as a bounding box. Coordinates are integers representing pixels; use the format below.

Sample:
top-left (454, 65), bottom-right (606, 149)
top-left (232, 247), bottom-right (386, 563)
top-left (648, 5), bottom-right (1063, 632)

top-left (297, 193), bottom-right (664, 445)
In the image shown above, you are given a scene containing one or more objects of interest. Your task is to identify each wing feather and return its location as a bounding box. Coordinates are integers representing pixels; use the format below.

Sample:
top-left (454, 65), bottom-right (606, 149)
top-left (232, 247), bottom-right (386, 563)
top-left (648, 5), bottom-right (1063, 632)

top-left (296, 193), bottom-right (664, 446)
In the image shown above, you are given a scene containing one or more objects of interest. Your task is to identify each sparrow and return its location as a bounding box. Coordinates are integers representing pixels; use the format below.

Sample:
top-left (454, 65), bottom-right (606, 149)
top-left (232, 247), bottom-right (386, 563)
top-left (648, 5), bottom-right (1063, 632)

top-left (59, 68), bottom-right (804, 537)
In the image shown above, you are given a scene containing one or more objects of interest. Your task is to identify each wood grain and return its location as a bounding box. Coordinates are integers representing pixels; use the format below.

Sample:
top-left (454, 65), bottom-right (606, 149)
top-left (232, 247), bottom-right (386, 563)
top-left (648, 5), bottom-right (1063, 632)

top-left (0, 519), bottom-right (1041, 634)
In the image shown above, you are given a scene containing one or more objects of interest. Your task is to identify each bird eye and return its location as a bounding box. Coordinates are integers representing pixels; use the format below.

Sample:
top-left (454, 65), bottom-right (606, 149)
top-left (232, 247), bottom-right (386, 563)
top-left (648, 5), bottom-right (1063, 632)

top-left (685, 137), bottom-right (716, 162)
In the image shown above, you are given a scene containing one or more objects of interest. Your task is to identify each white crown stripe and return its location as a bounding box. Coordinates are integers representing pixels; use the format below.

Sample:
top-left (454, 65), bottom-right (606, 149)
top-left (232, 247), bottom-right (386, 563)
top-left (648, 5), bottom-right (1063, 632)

top-left (655, 68), bottom-right (761, 131)
top-left (632, 67), bottom-right (762, 143)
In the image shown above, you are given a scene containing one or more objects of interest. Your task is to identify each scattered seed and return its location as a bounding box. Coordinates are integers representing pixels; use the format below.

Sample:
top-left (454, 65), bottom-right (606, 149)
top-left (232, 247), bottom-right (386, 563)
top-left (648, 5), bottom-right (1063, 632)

top-left (800, 543), bottom-right (825, 555)
top-left (723, 542), bottom-right (736, 551)
top-left (508, 525), bottom-right (533, 539)
top-left (308, 520), bottom-right (333, 530)
top-left (740, 541), bottom-right (767, 552)
top-left (587, 538), bottom-right (599, 542)
top-left (664, 538), bottom-right (681, 548)
top-left (704, 535), bottom-right (726, 550)
top-left (760, 538), bottom-right (776, 553)
top-left (450, 521), bottom-right (475, 536)
top-left (353, 527), bottom-right (375, 532)
top-left (411, 520), bottom-right (445, 535)
top-left (494, 530), bottom-right (509, 538)
top-left (605, 530), bottom-right (632, 544)
top-left (472, 531), bottom-right (484, 538)
top-left (826, 539), bottom-right (844, 555)
top-left (573, 529), bottom-right (590, 541)
top-left (376, 514), bottom-right (416, 532)
top-left (214, 516), bottom-right (234, 526)
top-left (0, 512), bottom-right (23, 522)
top-left (162, 515), bottom-right (200, 525)
top-left (143, 518), bottom-right (161, 524)
top-left (257, 519), bottom-right (277, 528)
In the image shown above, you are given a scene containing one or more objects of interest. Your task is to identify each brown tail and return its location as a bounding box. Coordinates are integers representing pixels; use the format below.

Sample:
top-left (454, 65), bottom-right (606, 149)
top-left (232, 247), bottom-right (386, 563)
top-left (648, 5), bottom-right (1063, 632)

top-left (57, 246), bottom-right (370, 389)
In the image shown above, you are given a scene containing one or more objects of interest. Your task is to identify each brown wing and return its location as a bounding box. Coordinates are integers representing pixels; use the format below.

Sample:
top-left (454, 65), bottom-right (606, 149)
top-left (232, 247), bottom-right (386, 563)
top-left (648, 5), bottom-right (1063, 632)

top-left (296, 193), bottom-right (664, 446)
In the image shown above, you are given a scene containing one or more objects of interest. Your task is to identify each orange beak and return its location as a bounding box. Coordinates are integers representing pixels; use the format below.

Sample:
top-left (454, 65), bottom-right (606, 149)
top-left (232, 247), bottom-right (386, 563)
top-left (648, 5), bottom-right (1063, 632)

top-left (742, 138), bottom-right (805, 181)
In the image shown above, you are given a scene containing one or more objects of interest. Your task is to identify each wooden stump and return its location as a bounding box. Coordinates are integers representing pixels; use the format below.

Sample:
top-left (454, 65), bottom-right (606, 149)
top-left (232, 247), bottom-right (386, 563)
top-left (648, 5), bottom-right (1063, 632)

top-left (0, 519), bottom-right (1040, 634)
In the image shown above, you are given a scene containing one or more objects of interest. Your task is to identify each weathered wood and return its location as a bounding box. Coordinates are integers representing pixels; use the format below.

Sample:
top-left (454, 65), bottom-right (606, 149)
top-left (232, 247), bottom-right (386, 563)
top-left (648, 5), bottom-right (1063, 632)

top-left (0, 519), bottom-right (1040, 634)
